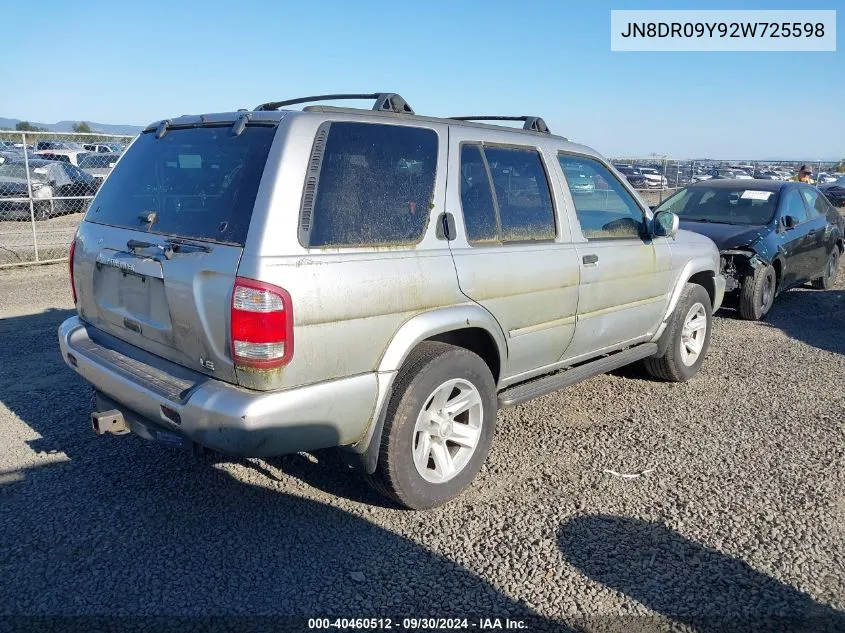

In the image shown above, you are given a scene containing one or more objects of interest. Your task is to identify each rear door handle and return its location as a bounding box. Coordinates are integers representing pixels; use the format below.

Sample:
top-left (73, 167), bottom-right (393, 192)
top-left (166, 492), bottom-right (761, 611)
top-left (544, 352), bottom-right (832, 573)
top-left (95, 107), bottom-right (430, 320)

top-left (582, 254), bottom-right (599, 265)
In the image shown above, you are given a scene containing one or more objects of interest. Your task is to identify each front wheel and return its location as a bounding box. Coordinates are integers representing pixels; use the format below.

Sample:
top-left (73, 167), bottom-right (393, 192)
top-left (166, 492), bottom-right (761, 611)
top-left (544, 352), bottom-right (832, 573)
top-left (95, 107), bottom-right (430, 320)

top-left (739, 263), bottom-right (776, 320)
top-left (644, 283), bottom-right (713, 382)
top-left (366, 342), bottom-right (497, 510)
top-left (811, 248), bottom-right (840, 290)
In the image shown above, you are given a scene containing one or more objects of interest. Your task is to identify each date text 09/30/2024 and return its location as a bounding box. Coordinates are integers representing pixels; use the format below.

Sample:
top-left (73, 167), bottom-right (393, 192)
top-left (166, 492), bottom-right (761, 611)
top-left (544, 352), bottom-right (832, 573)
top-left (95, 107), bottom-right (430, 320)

top-left (308, 618), bottom-right (528, 630)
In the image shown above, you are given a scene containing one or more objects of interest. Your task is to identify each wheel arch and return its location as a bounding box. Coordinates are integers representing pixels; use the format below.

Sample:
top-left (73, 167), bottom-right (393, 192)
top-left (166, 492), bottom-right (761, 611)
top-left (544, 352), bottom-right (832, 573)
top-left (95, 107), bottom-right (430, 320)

top-left (351, 306), bottom-right (507, 474)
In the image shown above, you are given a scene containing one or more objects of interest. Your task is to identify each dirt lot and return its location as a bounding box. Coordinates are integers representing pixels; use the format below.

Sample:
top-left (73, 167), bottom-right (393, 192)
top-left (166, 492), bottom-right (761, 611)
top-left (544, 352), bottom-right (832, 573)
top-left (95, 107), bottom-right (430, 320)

top-left (0, 213), bottom-right (81, 265)
top-left (0, 264), bottom-right (843, 631)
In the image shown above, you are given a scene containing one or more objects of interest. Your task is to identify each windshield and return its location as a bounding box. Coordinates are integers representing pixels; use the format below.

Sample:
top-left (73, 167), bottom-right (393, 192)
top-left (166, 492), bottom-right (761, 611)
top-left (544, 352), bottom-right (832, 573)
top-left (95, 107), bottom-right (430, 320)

top-left (86, 125), bottom-right (276, 245)
top-left (656, 186), bottom-right (779, 225)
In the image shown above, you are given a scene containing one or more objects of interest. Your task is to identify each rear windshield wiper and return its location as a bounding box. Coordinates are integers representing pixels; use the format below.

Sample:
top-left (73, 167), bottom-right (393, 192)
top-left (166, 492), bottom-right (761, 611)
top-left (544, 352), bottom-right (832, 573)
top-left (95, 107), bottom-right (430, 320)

top-left (165, 237), bottom-right (212, 254)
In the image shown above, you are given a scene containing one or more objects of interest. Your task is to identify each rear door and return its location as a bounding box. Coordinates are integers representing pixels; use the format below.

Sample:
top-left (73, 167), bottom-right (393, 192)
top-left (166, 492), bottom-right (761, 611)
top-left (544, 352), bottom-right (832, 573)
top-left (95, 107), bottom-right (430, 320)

top-left (445, 128), bottom-right (580, 379)
top-left (798, 186), bottom-right (832, 279)
top-left (72, 123), bottom-right (278, 385)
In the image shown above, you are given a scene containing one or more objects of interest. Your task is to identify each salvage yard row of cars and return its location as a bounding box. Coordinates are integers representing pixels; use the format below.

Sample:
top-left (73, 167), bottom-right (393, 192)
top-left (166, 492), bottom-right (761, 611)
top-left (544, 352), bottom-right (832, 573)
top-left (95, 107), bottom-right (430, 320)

top-left (0, 140), bottom-right (124, 219)
top-left (52, 93), bottom-right (844, 510)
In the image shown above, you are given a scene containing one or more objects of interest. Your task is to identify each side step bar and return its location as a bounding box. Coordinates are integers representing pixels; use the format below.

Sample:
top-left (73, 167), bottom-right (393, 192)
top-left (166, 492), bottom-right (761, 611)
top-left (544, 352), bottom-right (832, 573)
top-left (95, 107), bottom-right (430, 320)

top-left (498, 343), bottom-right (658, 407)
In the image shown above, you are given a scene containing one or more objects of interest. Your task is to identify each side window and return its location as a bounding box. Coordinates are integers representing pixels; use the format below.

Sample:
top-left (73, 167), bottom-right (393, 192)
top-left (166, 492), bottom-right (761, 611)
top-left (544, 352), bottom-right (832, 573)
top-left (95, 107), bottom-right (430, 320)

top-left (799, 187), bottom-right (823, 218)
top-left (459, 145), bottom-right (498, 243)
top-left (781, 188), bottom-right (809, 223)
top-left (559, 154), bottom-right (645, 239)
top-left (483, 147), bottom-right (555, 242)
top-left (305, 122), bottom-right (438, 248)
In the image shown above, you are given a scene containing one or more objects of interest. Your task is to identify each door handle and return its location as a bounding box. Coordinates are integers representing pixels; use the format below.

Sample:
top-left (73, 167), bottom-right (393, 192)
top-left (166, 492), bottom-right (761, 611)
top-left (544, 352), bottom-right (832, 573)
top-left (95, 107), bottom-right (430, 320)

top-left (807, 229), bottom-right (817, 236)
top-left (582, 254), bottom-right (599, 265)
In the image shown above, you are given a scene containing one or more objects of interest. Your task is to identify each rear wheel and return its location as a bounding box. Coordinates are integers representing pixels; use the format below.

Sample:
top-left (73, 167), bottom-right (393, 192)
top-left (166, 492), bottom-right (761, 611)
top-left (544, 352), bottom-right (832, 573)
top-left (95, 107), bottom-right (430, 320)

top-left (812, 248), bottom-right (839, 290)
top-left (739, 264), bottom-right (776, 320)
top-left (644, 283), bottom-right (712, 382)
top-left (366, 342), bottom-right (497, 509)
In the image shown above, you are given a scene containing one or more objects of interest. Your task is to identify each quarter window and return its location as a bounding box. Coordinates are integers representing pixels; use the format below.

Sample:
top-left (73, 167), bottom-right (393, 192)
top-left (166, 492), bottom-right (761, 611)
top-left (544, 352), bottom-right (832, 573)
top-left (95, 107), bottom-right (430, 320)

top-left (305, 122), bottom-right (438, 248)
top-left (559, 155), bottom-right (645, 239)
top-left (459, 145), bottom-right (555, 244)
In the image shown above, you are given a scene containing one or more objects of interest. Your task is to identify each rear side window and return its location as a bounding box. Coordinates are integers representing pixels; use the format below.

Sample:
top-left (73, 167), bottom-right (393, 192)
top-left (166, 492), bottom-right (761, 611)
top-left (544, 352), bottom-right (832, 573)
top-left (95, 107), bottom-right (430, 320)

top-left (303, 122), bottom-right (438, 247)
top-left (780, 188), bottom-right (809, 223)
top-left (459, 144), bottom-right (555, 244)
top-left (86, 125), bottom-right (276, 245)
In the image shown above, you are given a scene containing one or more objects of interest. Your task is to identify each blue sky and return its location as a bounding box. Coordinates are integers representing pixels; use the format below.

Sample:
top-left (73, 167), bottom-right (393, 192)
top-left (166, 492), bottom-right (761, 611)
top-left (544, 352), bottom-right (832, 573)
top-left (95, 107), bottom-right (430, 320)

top-left (2, 0), bottom-right (842, 159)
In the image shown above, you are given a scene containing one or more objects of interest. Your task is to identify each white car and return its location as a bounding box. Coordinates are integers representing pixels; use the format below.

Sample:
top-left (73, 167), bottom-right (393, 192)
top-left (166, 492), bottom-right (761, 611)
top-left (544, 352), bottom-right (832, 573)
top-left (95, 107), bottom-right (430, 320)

top-left (33, 149), bottom-right (92, 167)
top-left (815, 173), bottom-right (838, 184)
top-left (637, 167), bottom-right (668, 188)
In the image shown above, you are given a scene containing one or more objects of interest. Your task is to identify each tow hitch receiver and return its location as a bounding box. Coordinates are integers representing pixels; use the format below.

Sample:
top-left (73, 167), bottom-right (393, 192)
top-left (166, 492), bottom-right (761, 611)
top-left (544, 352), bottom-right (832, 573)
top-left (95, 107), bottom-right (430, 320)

top-left (91, 409), bottom-right (130, 435)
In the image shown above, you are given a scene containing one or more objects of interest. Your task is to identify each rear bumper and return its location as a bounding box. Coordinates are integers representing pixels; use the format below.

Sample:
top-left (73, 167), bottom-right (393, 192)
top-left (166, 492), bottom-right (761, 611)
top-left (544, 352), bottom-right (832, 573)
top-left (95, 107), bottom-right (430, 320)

top-left (58, 316), bottom-right (378, 456)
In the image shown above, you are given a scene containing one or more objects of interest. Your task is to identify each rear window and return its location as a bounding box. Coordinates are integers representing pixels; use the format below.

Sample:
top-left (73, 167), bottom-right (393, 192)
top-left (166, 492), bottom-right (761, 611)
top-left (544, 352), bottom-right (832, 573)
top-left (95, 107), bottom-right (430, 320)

top-left (302, 122), bottom-right (438, 248)
top-left (79, 154), bottom-right (118, 169)
top-left (85, 126), bottom-right (275, 245)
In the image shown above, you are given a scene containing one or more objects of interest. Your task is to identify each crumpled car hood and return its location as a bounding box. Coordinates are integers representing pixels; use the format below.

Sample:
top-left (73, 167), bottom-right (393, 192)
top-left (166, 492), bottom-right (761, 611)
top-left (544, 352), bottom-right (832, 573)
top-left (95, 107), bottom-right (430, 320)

top-left (679, 221), bottom-right (770, 251)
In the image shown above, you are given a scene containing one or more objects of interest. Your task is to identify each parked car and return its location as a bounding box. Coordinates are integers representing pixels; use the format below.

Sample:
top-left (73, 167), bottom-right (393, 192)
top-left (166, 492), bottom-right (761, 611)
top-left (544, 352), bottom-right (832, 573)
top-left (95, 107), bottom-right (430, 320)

top-left (58, 93), bottom-right (725, 509)
top-left (819, 175), bottom-right (845, 207)
top-left (0, 159), bottom-right (99, 220)
top-left (0, 149), bottom-right (23, 165)
top-left (34, 149), bottom-right (91, 167)
top-left (710, 168), bottom-right (753, 181)
top-left (753, 169), bottom-right (782, 180)
top-left (35, 140), bottom-right (85, 151)
top-left (561, 164), bottom-right (596, 193)
top-left (83, 142), bottom-right (126, 154)
top-left (637, 167), bottom-right (668, 189)
top-left (78, 152), bottom-right (120, 182)
top-left (613, 165), bottom-right (648, 188)
top-left (0, 140), bottom-right (17, 149)
top-left (655, 180), bottom-right (843, 320)
top-left (815, 172), bottom-right (838, 184)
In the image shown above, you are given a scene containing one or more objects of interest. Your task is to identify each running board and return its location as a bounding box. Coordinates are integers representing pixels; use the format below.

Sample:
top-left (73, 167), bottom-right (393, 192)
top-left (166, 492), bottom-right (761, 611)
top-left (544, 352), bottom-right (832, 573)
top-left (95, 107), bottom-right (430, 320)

top-left (497, 343), bottom-right (658, 407)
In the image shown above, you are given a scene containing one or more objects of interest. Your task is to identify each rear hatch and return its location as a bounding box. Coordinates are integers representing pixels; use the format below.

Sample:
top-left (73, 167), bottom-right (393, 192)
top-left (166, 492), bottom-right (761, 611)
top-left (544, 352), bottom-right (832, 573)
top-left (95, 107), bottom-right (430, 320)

top-left (72, 121), bottom-right (278, 385)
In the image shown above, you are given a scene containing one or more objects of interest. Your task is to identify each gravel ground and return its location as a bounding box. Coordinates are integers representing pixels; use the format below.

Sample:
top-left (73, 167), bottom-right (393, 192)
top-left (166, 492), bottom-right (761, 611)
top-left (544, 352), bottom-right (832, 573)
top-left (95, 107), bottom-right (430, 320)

top-left (0, 213), bottom-right (82, 265)
top-left (0, 263), bottom-right (843, 632)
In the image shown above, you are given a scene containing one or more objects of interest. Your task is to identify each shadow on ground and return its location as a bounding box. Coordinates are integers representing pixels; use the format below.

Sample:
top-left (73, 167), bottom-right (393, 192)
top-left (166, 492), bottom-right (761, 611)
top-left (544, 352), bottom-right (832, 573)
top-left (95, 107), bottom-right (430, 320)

top-left (559, 514), bottom-right (845, 633)
top-left (0, 308), bottom-right (567, 631)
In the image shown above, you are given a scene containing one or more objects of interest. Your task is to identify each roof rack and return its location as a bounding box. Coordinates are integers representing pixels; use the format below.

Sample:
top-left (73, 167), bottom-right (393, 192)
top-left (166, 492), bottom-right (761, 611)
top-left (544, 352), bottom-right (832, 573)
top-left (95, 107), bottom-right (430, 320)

top-left (449, 116), bottom-right (551, 134)
top-left (254, 93), bottom-right (414, 114)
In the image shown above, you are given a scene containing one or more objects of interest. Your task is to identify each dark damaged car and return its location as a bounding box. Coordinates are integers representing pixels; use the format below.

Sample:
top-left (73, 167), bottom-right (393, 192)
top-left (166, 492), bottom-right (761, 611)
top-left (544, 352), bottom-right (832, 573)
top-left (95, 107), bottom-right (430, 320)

top-left (655, 180), bottom-right (843, 320)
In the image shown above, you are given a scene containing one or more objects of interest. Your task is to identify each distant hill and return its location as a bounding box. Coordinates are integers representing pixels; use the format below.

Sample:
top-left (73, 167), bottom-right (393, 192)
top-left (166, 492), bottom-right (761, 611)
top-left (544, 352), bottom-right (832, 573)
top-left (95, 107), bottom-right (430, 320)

top-left (0, 117), bottom-right (143, 136)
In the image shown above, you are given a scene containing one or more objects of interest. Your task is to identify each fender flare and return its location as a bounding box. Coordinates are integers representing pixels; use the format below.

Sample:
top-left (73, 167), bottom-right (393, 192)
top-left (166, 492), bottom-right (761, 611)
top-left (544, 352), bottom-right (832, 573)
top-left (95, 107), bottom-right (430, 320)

top-left (652, 258), bottom-right (718, 355)
top-left (350, 304), bottom-right (508, 474)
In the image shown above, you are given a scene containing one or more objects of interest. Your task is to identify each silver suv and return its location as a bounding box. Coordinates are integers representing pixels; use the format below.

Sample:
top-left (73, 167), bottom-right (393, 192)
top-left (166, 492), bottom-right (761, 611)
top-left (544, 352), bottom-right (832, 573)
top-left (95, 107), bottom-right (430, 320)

top-left (58, 93), bottom-right (725, 509)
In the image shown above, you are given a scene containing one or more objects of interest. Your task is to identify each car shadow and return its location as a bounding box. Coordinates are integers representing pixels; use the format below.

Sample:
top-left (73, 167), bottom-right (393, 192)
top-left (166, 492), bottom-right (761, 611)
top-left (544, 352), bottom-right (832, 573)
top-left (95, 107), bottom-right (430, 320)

top-left (0, 308), bottom-right (569, 629)
top-left (558, 514), bottom-right (845, 633)
top-left (759, 288), bottom-right (845, 356)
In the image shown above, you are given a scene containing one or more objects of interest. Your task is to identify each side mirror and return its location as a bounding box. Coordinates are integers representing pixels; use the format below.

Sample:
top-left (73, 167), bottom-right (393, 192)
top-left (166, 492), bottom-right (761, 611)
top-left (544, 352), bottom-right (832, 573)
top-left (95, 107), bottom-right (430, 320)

top-left (653, 210), bottom-right (679, 238)
top-left (782, 215), bottom-right (796, 229)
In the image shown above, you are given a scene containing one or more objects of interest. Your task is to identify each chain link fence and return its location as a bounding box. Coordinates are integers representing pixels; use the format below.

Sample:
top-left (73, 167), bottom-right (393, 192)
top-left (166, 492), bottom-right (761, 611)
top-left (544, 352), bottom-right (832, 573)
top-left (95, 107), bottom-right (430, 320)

top-left (0, 131), bottom-right (134, 267)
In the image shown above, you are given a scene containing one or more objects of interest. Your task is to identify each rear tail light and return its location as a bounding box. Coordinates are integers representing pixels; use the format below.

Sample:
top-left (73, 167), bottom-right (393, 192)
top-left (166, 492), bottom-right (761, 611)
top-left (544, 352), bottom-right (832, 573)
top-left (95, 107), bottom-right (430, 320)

top-left (231, 277), bottom-right (293, 369)
top-left (69, 238), bottom-right (78, 304)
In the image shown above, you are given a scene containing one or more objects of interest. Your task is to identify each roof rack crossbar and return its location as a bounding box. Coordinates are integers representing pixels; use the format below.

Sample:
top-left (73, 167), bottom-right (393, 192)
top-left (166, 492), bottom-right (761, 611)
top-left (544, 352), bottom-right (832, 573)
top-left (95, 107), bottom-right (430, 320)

top-left (449, 115), bottom-right (551, 134)
top-left (254, 93), bottom-right (414, 114)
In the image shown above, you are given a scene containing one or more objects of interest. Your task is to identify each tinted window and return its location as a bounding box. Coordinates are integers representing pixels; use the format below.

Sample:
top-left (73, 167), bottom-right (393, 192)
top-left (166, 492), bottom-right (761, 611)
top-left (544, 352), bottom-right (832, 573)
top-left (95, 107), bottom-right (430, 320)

top-left (459, 144), bottom-right (498, 243)
top-left (483, 146), bottom-right (555, 241)
top-left (86, 125), bottom-right (275, 245)
top-left (560, 155), bottom-right (644, 239)
top-left (306, 123), bottom-right (437, 247)
top-left (656, 186), bottom-right (778, 225)
top-left (780, 188), bottom-right (808, 223)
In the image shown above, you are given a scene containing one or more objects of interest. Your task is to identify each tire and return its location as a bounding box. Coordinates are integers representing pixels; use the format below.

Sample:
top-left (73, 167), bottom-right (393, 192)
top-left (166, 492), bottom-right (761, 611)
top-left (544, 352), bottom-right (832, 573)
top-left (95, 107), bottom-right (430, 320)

top-left (738, 263), bottom-right (777, 320)
top-left (366, 342), bottom-right (497, 510)
top-left (35, 202), bottom-right (51, 221)
top-left (811, 248), bottom-right (840, 290)
top-left (644, 283), bottom-right (713, 382)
